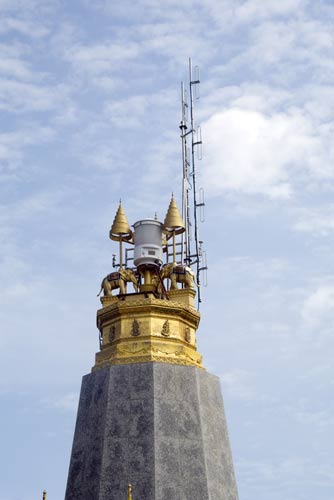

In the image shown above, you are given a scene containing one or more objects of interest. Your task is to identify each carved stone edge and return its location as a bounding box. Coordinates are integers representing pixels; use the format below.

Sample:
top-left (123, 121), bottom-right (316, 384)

top-left (93, 354), bottom-right (204, 372)
top-left (98, 297), bottom-right (200, 318)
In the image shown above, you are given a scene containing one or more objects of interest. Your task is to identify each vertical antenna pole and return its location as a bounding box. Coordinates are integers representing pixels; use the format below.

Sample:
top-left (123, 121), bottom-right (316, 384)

top-left (180, 81), bottom-right (190, 266)
top-left (189, 57), bottom-right (201, 303)
top-left (180, 81), bottom-right (186, 265)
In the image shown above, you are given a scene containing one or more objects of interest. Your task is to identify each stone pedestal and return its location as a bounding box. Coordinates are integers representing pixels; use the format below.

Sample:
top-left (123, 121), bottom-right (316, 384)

top-left (65, 363), bottom-right (239, 500)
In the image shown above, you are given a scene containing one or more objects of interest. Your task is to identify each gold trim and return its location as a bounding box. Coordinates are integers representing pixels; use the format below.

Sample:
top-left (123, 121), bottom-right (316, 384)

top-left (94, 289), bottom-right (203, 370)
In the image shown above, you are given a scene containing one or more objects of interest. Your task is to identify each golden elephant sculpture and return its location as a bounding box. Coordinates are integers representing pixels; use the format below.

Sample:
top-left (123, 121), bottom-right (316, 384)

top-left (160, 263), bottom-right (196, 290)
top-left (97, 268), bottom-right (138, 296)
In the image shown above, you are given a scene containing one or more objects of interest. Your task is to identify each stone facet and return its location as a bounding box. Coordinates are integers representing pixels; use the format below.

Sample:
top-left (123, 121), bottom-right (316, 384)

top-left (65, 363), bottom-right (239, 500)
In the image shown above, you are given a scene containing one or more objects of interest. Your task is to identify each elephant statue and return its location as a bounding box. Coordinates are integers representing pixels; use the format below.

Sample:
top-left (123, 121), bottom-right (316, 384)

top-left (160, 263), bottom-right (196, 291)
top-left (97, 268), bottom-right (138, 296)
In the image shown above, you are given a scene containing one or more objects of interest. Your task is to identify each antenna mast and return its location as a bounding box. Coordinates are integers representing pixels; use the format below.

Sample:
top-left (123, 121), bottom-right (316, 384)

top-left (180, 81), bottom-right (191, 266)
top-left (180, 58), bottom-right (207, 306)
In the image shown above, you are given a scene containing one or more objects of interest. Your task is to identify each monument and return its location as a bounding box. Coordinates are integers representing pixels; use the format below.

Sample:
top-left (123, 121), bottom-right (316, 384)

top-left (64, 62), bottom-right (239, 500)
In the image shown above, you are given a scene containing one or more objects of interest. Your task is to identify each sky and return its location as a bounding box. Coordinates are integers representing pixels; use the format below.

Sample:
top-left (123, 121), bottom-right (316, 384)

top-left (0, 0), bottom-right (333, 499)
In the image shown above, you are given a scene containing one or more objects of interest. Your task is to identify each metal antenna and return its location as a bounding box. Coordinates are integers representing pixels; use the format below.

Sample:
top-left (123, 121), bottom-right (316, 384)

top-left (180, 58), bottom-right (207, 307)
top-left (180, 81), bottom-right (191, 266)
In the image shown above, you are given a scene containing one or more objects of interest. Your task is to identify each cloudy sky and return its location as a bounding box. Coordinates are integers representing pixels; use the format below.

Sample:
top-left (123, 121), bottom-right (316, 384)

top-left (0, 1), bottom-right (333, 499)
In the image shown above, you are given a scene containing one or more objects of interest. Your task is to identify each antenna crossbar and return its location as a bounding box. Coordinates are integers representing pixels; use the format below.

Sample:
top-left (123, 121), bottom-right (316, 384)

top-left (179, 58), bottom-right (207, 306)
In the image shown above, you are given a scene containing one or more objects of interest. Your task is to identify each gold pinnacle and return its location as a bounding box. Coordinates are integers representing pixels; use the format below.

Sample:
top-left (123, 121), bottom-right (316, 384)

top-left (110, 202), bottom-right (132, 241)
top-left (163, 194), bottom-right (185, 235)
top-left (127, 484), bottom-right (133, 500)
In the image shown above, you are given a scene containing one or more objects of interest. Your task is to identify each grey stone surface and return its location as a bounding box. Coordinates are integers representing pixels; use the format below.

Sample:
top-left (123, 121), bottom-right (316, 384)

top-left (65, 363), bottom-right (239, 500)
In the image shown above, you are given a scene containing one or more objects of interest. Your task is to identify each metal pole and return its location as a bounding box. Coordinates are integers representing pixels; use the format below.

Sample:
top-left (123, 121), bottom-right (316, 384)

top-left (180, 81), bottom-right (191, 266)
top-left (119, 238), bottom-right (123, 270)
top-left (180, 81), bottom-right (186, 265)
top-left (189, 58), bottom-right (201, 303)
top-left (173, 229), bottom-right (176, 264)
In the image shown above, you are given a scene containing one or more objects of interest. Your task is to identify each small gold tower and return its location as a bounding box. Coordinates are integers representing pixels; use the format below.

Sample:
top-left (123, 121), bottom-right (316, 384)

top-left (94, 195), bottom-right (203, 370)
top-left (109, 201), bottom-right (132, 270)
top-left (163, 194), bottom-right (185, 264)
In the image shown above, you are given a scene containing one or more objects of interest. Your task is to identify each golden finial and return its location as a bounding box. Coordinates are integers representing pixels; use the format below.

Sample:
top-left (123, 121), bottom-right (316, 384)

top-left (42, 491), bottom-right (47, 500)
top-left (109, 201), bottom-right (132, 270)
top-left (109, 201), bottom-right (132, 241)
top-left (127, 483), bottom-right (133, 500)
top-left (163, 194), bottom-right (185, 264)
top-left (163, 194), bottom-right (185, 235)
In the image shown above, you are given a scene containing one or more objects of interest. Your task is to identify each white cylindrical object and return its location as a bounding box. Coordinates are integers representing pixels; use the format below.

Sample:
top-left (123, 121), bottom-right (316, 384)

top-left (133, 219), bottom-right (163, 267)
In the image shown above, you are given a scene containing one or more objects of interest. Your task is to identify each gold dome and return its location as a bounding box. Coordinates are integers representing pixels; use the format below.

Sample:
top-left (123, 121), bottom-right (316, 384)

top-left (163, 195), bottom-right (185, 235)
top-left (109, 202), bottom-right (132, 241)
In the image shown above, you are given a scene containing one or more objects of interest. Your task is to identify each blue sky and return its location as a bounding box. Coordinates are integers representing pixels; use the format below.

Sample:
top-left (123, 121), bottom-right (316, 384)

top-left (0, 1), bottom-right (333, 499)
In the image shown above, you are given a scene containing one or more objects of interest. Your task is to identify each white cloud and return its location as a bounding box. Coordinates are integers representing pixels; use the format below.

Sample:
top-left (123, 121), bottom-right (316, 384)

top-left (204, 0), bottom-right (306, 34)
top-left (0, 124), bottom-right (54, 174)
top-left (0, 16), bottom-right (49, 37)
top-left (104, 87), bottom-right (176, 128)
top-left (235, 0), bottom-right (304, 23)
top-left (42, 392), bottom-right (79, 413)
top-left (0, 57), bottom-right (33, 79)
top-left (0, 0), bottom-right (57, 15)
top-left (0, 78), bottom-right (71, 113)
top-left (220, 369), bottom-right (256, 401)
top-left (294, 410), bottom-right (334, 429)
top-left (201, 107), bottom-right (326, 198)
top-left (0, 186), bottom-right (69, 224)
top-left (237, 456), bottom-right (334, 489)
top-left (105, 95), bottom-right (149, 128)
top-left (293, 206), bottom-right (334, 236)
top-left (1, 280), bottom-right (47, 304)
top-left (64, 42), bottom-right (140, 76)
top-left (302, 284), bottom-right (334, 328)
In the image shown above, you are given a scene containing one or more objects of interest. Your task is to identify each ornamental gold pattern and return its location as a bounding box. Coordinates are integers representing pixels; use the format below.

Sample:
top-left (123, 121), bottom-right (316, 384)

top-left (93, 288), bottom-right (203, 370)
top-left (94, 199), bottom-right (204, 371)
top-left (161, 320), bottom-right (170, 337)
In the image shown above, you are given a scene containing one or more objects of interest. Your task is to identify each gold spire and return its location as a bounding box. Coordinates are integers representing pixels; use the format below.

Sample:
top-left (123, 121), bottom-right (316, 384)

top-left (163, 194), bottom-right (185, 235)
top-left (127, 484), bottom-right (133, 500)
top-left (110, 201), bottom-right (132, 241)
top-left (42, 491), bottom-right (47, 500)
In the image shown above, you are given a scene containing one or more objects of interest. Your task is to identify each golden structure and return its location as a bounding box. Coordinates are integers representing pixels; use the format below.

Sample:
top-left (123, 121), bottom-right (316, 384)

top-left (109, 201), bottom-right (132, 270)
top-left (163, 194), bottom-right (185, 263)
top-left (94, 195), bottom-right (203, 371)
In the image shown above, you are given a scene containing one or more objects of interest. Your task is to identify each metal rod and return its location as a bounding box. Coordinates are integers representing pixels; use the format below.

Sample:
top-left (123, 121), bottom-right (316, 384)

top-left (180, 81), bottom-right (191, 266)
top-left (189, 57), bottom-right (201, 304)
top-left (119, 238), bottom-right (123, 270)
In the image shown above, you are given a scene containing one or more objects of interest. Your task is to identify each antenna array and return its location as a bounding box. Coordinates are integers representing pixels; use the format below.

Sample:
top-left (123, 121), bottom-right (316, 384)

top-left (180, 58), bottom-right (208, 305)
